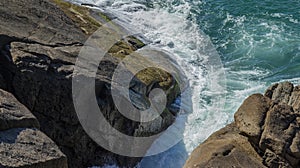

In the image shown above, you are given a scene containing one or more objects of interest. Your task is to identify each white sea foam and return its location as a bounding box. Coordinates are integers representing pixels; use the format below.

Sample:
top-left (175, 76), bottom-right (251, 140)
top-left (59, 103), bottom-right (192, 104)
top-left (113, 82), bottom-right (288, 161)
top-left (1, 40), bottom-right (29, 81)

top-left (88, 0), bottom-right (228, 155)
top-left (68, 0), bottom-right (272, 167)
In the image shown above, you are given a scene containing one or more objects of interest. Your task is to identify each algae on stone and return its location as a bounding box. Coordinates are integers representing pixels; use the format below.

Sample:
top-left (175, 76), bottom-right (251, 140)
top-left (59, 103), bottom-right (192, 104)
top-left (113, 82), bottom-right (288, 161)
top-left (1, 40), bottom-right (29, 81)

top-left (51, 0), bottom-right (101, 35)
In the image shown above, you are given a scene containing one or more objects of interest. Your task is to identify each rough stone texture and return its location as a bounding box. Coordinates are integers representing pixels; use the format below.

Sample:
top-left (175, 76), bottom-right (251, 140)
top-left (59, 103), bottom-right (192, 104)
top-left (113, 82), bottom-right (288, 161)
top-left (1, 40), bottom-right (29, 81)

top-left (0, 0), bottom-right (182, 167)
top-left (185, 82), bottom-right (300, 168)
top-left (289, 130), bottom-right (300, 158)
top-left (259, 104), bottom-right (296, 155)
top-left (0, 0), bottom-right (85, 46)
top-left (0, 88), bottom-right (67, 167)
top-left (184, 123), bottom-right (266, 168)
top-left (265, 82), bottom-right (294, 104)
top-left (235, 94), bottom-right (271, 143)
top-left (0, 89), bottom-right (40, 131)
top-left (289, 86), bottom-right (300, 111)
top-left (0, 128), bottom-right (67, 168)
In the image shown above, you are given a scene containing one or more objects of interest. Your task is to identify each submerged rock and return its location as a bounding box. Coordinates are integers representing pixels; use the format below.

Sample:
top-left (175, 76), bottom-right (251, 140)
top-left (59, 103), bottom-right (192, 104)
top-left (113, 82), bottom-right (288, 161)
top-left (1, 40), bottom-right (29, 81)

top-left (185, 82), bottom-right (300, 168)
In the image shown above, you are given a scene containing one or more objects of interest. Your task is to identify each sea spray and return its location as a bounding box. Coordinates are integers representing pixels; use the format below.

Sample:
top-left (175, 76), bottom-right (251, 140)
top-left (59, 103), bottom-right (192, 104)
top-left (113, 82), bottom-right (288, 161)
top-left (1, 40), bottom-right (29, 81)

top-left (69, 0), bottom-right (300, 167)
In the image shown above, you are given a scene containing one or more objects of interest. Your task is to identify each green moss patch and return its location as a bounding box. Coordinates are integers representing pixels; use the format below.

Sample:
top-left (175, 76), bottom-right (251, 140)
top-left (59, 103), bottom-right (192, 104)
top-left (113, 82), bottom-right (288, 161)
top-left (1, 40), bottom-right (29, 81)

top-left (51, 0), bottom-right (173, 93)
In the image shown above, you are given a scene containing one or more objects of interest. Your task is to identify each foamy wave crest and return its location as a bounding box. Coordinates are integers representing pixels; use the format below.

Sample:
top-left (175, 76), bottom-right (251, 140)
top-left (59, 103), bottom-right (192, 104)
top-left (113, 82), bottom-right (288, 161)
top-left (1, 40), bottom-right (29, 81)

top-left (69, 0), bottom-right (227, 167)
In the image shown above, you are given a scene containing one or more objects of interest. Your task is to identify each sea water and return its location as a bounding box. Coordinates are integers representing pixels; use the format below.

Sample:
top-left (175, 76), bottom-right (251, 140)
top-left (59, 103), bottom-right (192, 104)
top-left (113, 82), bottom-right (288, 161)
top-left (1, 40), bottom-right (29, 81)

top-left (68, 0), bottom-right (300, 167)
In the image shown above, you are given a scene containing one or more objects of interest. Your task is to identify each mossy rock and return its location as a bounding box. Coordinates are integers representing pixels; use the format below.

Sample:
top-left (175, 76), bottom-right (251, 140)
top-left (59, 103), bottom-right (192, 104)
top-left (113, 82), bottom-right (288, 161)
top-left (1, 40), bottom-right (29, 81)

top-left (51, 0), bottom-right (102, 35)
top-left (51, 0), bottom-right (175, 95)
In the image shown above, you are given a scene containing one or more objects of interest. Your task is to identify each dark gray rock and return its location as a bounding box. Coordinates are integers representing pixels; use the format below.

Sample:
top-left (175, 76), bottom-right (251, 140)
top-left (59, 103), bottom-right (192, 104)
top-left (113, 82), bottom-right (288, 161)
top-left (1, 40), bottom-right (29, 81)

top-left (0, 88), bottom-right (67, 168)
top-left (0, 0), bottom-right (182, 167)
top-left (0, 0), bottom-right (85, 46)
top-left (0, 74), bottom-right (6, 90)
top-left (0, 128), bottom-right (67, 168)
top-left (0, 89), bottom-right (39, 131)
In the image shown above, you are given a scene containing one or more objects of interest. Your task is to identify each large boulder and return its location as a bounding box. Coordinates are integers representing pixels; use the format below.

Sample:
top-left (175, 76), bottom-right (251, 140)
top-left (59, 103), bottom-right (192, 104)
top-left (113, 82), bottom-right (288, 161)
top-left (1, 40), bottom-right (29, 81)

top-left (0, 89), bottom-right (67, 168)
top-left (234, 94), bottom-right (271, 144)
top-left (184, 123), bottom-right (266, 168)
top-left (0, 0), bottom-right (183, 167)
top-left (0, 89), bottom-right (39, 131)
top-left (185, 82), bottom-right (300, 168)
top-left (0, 128), bottom-right (67, 168)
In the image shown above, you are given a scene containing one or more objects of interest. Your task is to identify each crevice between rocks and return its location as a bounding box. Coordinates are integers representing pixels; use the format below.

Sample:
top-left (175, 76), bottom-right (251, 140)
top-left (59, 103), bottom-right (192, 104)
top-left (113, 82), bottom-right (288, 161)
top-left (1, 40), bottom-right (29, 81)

top-left (0, 34), bottom-right (83, 50)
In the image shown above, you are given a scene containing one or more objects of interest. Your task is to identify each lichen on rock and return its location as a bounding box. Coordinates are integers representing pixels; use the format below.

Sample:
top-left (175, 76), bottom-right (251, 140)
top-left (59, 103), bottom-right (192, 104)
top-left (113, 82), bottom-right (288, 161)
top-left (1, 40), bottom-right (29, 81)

top-left (0, 0), bottom-right (183, 167)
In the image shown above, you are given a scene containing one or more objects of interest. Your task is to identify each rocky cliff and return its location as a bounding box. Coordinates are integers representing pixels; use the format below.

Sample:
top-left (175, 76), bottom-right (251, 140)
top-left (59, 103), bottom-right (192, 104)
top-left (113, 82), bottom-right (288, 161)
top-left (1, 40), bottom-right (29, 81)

top-left (184, 82), bottom-right (300, 168)
top-left (0, 0), bottom-right (181, 167)
top-left (0, 88), bottom-right (67, 168)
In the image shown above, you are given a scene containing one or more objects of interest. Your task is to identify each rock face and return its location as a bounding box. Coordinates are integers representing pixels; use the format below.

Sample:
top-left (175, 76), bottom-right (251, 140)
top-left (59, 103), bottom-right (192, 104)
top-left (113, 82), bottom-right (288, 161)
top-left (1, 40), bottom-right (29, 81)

top-left (184, 82), bottom-right (300, 168)
top-left (0, 90), bottom-right (40, 131)
top-left (0, 0), bottom-right (181, 167)
top-left (0, 128), bottom-right (68, 168)
top-left (0, 89), bottom-right (67, 168)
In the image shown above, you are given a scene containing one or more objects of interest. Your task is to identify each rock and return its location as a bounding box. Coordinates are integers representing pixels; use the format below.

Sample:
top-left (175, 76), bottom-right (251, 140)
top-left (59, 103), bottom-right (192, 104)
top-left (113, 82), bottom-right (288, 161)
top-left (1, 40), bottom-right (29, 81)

top-left (259, 104), bottom-right (296, 155)
top-left (289, 129), bottom-right (300, 158)
top-left (234, 94), bottom-right (271, 143)
top-left (0, 88), bottom-right (67, 167)
top-left (265, 81), bottom-right (294, 104)
top-left (262, 149), bottom-right (292, 168)
top-left (289, 86), bottom-right (300, 111)
top-left (0, 128), bottom-right (67, 168)
top-left (0, 89), bottom-right (40, 131)
top-left (167, 41), bottom-right (175, 48)
top-left (0, 0), bottom-right (85, 46)
top-left (0, 74), bottom-right (6, 90)
top-left (184, 124), bottom-right (266, 168)
top-left (185, 82), bottom-right (300, 168)
top-left (0, 0), bottom-right (183, 167)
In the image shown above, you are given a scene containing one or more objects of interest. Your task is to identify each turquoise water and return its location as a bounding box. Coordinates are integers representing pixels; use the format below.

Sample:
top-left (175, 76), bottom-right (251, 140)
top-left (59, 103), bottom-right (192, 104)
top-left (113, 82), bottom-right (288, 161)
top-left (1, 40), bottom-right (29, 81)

top-left (197, 0), bottom-right (300, 82)
top-left (69, 0), bottom-right (300, 167)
